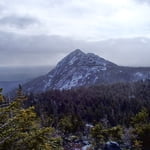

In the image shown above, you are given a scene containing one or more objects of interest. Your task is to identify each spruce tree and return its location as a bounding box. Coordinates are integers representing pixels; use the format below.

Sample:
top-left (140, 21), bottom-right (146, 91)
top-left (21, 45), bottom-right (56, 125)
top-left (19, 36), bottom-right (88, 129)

top-left (0, 86), bottom-right (63, 150)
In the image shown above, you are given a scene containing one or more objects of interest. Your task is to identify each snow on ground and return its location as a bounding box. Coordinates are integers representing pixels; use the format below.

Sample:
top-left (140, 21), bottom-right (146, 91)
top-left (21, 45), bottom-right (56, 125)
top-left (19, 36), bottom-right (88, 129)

top-left (82, 144), bottom-right (92, 150)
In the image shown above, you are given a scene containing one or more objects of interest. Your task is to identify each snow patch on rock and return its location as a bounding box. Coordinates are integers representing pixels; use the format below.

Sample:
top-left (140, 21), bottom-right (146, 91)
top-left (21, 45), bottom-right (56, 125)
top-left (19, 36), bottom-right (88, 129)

top-left (69, 56), bottom-right (78, 65)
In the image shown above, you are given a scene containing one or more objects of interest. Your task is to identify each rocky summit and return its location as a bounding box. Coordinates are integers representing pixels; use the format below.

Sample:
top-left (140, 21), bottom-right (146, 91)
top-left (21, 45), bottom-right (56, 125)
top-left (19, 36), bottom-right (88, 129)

top-left (23, 49), bottom-right (150, 93)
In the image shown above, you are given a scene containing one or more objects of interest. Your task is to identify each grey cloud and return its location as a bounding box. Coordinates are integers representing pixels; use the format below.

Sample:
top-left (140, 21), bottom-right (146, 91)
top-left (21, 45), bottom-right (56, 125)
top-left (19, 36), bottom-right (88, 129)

top-left (135, 0), bottom-right (150, 4)
top-left (0, 31), bottom-right (83, 66)
top-left (0, 5), bottom-right (4, 12)
top-left (0, 3), bottom-right (6, 14)
top-left (0, 0), bottom-right (150, 40)
top-left (0, 16), bottom-right (40, 28)
top-left (44, 0), bottom-right (69, 6)
top-left (0, 31), bottom-right (150, 67)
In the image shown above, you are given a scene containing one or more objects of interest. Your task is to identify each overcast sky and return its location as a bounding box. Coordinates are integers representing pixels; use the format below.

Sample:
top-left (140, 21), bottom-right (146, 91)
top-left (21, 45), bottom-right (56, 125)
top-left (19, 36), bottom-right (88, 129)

top-left (0, 0), bottom-right (150, 67)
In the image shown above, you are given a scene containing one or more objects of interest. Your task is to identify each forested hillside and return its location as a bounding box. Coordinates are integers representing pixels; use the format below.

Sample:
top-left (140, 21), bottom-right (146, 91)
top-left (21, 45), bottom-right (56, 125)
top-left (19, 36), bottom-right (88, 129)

top-left (27, 80), bottom-right (150, 126)
top-left (24, 80), bottom-right (150, 149)
top-left (1, 80), bottom-right (150, 149)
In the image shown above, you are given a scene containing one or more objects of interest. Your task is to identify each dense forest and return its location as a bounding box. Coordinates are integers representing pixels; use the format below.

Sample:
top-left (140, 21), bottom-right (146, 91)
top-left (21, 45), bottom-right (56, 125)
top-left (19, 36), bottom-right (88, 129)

top-left (28, 80), bottom-right (150, 126)
top-left (1, 80), bottom-right (150, 149)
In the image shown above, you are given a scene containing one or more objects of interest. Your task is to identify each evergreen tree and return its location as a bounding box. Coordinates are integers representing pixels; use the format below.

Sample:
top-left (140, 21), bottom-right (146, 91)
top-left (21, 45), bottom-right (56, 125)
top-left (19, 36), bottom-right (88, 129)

top-left (131, 109), bottom-right (150, 150)
top-left (0, 88), bottom-right (4, 103)
top-left (91, 123), bottom-right (104, 149)
top-left (0, 86), bottom-right (63, 150)
top-left (91, 123), bottom-right (123, 149)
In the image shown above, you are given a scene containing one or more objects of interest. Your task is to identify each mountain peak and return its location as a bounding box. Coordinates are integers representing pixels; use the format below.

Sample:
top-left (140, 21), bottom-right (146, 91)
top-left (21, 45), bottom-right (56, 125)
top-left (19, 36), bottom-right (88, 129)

top-left (72, 49), bottom-right (84, 54)
top-left (24, 49), bottom-right (150, 92)
top-left (55, 49), bottom-right (85, 67)
top-left (56, 49), bottom-right (116, 69)
top-left (68, 49), bottom-right (85, 57)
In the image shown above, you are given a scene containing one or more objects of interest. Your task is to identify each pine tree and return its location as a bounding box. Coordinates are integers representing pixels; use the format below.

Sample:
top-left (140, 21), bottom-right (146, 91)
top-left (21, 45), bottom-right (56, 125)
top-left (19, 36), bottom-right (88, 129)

top-left (0, 88), bottom-right (4, 103)
top-left (0, 86), bottom-right (63, 150)
top-left (91, 123), bottom-right (123, 149)
top-left (91, 123), bottom-right (104, 149)
top-left (131, 109), bottom-right (150, 150)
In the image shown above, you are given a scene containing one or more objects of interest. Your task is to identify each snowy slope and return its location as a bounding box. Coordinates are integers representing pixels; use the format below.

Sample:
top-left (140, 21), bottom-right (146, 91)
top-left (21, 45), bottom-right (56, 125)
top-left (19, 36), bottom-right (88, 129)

top-left (23, 49), bottom-right (150, 93)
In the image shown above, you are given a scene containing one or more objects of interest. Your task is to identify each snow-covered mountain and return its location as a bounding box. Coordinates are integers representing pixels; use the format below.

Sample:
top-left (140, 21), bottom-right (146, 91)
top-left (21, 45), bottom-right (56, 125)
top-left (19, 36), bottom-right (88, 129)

top-left (23, 49), bottom-right (150, 92)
